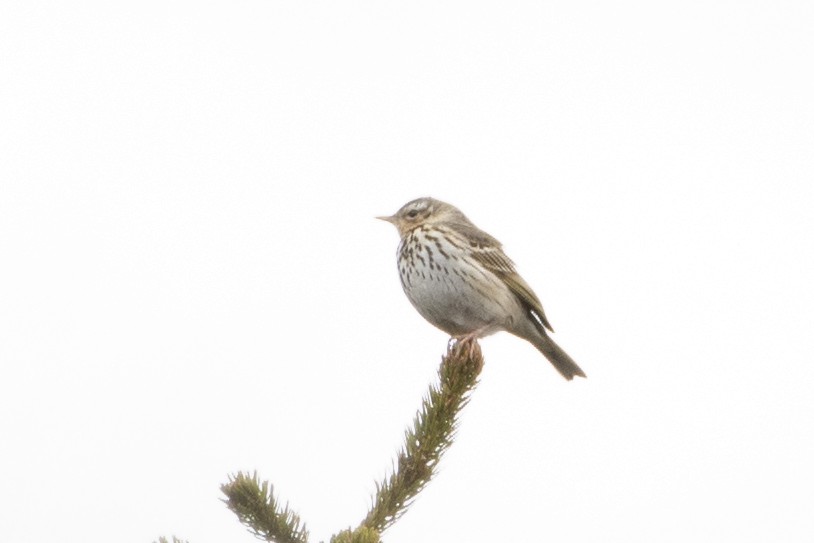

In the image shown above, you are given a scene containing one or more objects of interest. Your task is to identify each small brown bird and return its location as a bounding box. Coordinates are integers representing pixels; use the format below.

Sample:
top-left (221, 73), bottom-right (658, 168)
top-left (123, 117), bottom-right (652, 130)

top-left (378, 197), bottom-right (586, 380)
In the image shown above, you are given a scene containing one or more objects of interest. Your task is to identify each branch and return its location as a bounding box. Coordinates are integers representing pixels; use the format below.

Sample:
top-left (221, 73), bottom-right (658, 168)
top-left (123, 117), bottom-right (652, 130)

top-left (218, 340), bottom-right (484, 543)
top-left (360, 339), bottom-right (484, 534)
top-left (221, 471), bottom-right (309, 543)
top-left (330, 526), bottom-right (381, 543)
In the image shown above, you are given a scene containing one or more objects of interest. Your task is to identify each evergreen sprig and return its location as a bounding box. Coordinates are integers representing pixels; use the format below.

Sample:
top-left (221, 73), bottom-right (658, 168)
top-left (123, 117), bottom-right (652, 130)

top-left (329, 526), bottom-right (381, 543)
top-left (360, 339), bottom-right (484, 534)
top-left (208, 340), bottom-right (483, 543)
top-left (221, 471), bottom-right (309, 543)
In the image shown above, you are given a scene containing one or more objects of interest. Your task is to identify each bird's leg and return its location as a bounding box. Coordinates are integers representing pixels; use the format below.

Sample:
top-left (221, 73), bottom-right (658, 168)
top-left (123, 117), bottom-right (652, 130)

top-left (451, 327), bottom-right (488, 358)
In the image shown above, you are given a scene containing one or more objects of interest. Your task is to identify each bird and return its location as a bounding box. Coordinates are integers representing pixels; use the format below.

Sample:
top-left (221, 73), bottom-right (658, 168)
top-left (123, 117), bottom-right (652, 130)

top-left (378, 197), bottom-right (586, 380)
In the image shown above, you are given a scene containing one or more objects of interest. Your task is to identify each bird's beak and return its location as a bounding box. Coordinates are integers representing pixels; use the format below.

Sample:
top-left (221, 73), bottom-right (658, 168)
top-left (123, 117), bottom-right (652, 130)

top-left (376, 215), bottom-right (396, 224)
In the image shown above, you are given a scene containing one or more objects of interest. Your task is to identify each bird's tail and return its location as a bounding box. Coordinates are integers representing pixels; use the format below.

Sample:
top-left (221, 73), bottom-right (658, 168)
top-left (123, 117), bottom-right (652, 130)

top-left (531, 332), bottom-right (586, 381)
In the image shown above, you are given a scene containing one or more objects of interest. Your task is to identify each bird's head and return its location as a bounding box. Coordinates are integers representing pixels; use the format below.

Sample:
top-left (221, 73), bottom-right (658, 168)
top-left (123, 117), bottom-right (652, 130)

top-left (377, 197), bottom-right (465, 237)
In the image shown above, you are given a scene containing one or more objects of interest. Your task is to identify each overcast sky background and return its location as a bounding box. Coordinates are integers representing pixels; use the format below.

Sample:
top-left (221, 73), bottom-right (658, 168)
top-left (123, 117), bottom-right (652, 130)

top-left (2, 2), bottom-right (813, 542)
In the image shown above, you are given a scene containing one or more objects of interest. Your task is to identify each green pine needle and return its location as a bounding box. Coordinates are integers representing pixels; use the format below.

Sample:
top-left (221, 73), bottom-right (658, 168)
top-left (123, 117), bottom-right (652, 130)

top-left (218, 340), bottom-right (484, 542)
top-left (330, 526), bottom-right (381, 543)
top-left (221, 471), bottom-right (309, 543)
top-left (361, 339), bottom-right (484, 533)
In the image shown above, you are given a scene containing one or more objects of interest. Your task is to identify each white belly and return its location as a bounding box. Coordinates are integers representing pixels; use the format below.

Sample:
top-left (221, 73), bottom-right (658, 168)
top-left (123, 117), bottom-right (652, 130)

top-left (397, 231), bottom-right (520, 337)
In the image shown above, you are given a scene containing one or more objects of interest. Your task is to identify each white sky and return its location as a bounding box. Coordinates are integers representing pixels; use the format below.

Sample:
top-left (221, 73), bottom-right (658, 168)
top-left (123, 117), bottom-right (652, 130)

top-left (2, 2), bottom-right (813, 542)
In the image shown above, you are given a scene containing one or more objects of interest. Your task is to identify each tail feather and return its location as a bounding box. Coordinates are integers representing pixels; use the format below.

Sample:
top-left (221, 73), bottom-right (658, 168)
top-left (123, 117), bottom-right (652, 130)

top-left (530, 332), bottom-right (586, 381)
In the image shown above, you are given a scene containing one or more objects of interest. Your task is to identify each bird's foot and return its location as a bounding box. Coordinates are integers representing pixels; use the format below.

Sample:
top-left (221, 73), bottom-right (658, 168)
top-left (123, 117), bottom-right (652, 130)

top-left (449, 331), bottom-right (483, 359)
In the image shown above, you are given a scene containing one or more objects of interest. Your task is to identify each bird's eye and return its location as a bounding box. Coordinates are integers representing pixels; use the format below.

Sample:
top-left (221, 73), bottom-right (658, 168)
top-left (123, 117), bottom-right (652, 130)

top-left (407, 209), bottom-right (419, 218)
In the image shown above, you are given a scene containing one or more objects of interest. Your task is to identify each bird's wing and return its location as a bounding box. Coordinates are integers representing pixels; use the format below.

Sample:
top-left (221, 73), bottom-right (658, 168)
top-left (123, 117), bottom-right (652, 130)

top-left (500, 272), bottom-right (554, 333)
top-left (456, 222), bottom-right (555, 333)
